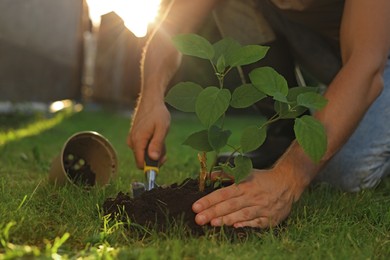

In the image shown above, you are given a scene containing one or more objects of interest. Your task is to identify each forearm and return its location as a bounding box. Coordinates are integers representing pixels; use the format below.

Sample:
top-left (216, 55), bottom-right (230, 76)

top-left (140, 31), bottom-right (181, 104)
top-left (277, 62), bottom-right (385, 194)
top-left (315, 61), bottom-right (385, 162)
top-left (277, 0), bottom-right (390, 195)
top-left (140, 0), bottom-right (222, 103)
top-left (319, 0), bottom-right (390, 161)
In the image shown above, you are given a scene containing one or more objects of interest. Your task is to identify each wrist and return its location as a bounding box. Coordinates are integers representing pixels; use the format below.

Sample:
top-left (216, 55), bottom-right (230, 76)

top-left (141, 49), bottom-right (182, 104)
top-left (274, 141), bottom-right (322, 200)
top-left (141, 69), bottom-right (172, 103)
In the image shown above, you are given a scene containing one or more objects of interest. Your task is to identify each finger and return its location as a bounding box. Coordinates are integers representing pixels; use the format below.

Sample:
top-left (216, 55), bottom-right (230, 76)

top-left (209, 205), bottom-right (263, 226)
top-left (127, 131), bottom-right (144, 169)
top-left (126, 131), bottom-right (133, 149)
top-left (233, 217), bottom-right (273, 229)
top-left (193, 187), bottom-right (245, 226)
top-left (192, 184), bottom-right (242, 214)
top-left (148, 124), bottom-right (169, 161)
top-left (147, 142), bottom-right (166, 166)
top-left (195, 199), bottom-right (242, 226)
top-left (127, 121), bottom-right (149, 169)
top-left (133, 137), bottom-right (150, 169)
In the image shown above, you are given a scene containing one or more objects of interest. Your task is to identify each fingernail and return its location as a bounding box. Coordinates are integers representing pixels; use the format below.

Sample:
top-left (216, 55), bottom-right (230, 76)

top-left (192, 202), bottom-right (202, 213)
top-left (195, 214), bottom-right (207, 225)
top-left (150, 151), bottom-right (159, 160)
top-left (211, 218), bottom-right (222, 227)
top-left (234, 223), bottom-right (243, 228)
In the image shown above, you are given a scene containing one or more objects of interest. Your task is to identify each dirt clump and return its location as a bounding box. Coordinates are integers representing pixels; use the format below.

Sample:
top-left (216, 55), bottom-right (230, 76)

top-left (102, 178), bottom-right (263, 238)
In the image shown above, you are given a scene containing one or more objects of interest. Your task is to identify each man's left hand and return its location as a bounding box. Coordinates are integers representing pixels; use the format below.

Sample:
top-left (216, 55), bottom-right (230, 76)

top-left (192, 168), bottom-right (304, 228)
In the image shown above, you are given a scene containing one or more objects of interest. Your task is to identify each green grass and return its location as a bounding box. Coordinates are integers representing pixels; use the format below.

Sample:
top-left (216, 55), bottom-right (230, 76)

top-left (0, 109), bottom-right (390, 259)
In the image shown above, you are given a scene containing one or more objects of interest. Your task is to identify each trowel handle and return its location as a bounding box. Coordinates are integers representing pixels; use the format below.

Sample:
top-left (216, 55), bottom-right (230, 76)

top-left (144, 146), bottom-right (159, 173)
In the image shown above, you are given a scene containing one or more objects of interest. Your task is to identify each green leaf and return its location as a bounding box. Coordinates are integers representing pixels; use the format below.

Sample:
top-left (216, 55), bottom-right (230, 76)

top-left (216, 55), bottom-right (226, 73)
top-left (231, 84), bottom-right (266, 108)
top-left (232, 155), bottom-right (253, 183)
top-left (297, 92), bottom-right (328, 111)
top-left (213, 38), bottom-right (241, 65)
top-left (274, 86), bottom-right (320, 119)
top-left (294, 115), bottom-right (327, 163)
top-left (219, 164), bottom-right (234, 174)
top-left (229, 45), bottom-right (269, 67)
top-left (272, 92), bottom-right (289, 103)
top-left (165, 82), bottom-right (203, 112)
top-left (195, 87), bottom-right (231, 127)
top-left (249, 67), bottom-right (288, 100)
top-left (182, 130), bottom-right (213, 152)
top-left (274, 101), bottom-right (307, 119)
top-left (208, 125), bottom-right (231, 151)
top-left (240, 125), bottom-right (267, 153)
top-left (287, 86), bottom-right (320, 101)
top-left (172, 34), bottom-right (215, 60)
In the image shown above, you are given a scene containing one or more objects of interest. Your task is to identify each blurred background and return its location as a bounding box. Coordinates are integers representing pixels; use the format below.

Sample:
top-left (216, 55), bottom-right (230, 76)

top-left (0, 0), bottom-right (159, 111)
top-left (0, 0), bottom-right (276, 113)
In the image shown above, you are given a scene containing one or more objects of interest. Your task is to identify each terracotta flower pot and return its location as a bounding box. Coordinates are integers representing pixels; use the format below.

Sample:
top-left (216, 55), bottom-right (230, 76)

top-left (49, 131), bottom-right (118, 188)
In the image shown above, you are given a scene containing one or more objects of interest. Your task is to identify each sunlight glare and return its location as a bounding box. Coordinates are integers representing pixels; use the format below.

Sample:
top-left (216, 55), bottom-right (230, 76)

top-left (86, 0), bottom-right (161, 37)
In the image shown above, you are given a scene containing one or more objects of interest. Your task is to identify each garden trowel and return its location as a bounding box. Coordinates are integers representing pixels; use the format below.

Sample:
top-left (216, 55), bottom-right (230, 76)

top-left (144, 149), bottom-right (159, 191)
top-left (131, 146), bottom-right (159, 198)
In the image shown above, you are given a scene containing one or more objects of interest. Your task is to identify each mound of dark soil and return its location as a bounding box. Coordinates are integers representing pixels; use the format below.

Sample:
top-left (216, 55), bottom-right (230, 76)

top-left (103, 178), bottom-right (213, 235)
top-left (102, 178), bottom-right (263, 238)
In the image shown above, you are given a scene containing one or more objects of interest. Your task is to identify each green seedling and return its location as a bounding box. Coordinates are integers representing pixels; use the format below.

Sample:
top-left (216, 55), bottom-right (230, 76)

top-left (165, 34), bottom-right (328, 191)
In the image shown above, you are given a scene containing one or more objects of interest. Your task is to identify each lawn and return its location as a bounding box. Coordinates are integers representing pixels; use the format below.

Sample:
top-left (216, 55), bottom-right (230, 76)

top-left (0, 109), bottom-right (389, 259)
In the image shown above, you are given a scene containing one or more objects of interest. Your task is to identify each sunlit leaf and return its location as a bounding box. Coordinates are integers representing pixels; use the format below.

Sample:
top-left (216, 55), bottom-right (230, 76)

top-left (172, 34), bottom-right (214, 60)
top-left (229, 45), bottom-right (269, 67)
top-left (213, 38), bottom-right (241, 65)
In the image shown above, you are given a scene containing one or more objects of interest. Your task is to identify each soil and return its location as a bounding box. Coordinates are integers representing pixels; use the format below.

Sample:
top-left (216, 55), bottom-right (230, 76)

top-left (102, 178), bottom-right (265, 238)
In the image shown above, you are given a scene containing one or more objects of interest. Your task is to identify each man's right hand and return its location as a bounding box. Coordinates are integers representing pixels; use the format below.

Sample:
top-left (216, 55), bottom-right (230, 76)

top-left (127, 100), bottom-right (171, 169)
top-left (127, 0), bottom-right (222, 169)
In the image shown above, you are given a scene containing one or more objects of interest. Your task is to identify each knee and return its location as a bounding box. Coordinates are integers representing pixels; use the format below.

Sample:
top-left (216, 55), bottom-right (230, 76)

top-left (318, 157), bottom-right (388, 192)
top-left (338, 165), bottom-right (383, 192)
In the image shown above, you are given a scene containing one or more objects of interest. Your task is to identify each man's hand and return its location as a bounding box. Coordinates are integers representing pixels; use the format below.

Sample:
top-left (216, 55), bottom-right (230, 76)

top-left (127, 100), bottom-right (171, 169)
top-left (192, 168), bottom-right (306, 228)
top-left (126, 0), bottom-right (223, 169)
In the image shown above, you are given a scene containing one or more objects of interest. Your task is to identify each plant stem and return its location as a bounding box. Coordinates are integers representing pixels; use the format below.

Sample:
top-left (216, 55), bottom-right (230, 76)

top-left (260, 113), bottom-right (280, 129)
top-left (259, 103), bottom-right (301, 129)
top-left (198, 152), bottom-right (208, 192)
top-left (218, 74), bottom-right (224, 89)
top-left (220, 144), bottom-right (241, 167)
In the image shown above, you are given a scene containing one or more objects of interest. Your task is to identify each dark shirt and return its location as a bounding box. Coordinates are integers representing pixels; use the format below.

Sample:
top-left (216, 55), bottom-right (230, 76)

top-left (269, 0), bottom-right (345, 47)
